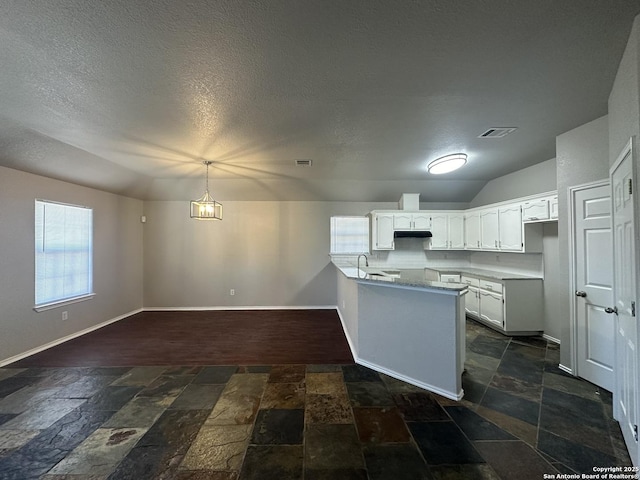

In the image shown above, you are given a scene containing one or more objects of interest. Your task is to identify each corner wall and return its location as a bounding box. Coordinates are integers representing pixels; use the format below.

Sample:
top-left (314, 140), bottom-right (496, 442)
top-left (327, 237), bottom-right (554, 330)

top-left (0, 166), bottom-right (144, 364)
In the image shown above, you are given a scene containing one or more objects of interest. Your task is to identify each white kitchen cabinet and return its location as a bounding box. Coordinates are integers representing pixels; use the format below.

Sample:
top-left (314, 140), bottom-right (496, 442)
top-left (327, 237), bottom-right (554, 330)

top-left (460, 274), bottom-right (543, 335)
top-left (371, 213), bottom-right (395, 250)
top-left (440, 273), bottom-right (461, 283)
top-left (498, 205), bottom-right (523, 251)
top-left (479, 289), bottom-right (504, 329)
top-left (480, 209), bottom-right (499, 250)
top-left (465, 211), bottom-right (481, 250)
top-left (550, 195), bottom-right (558, 219)
top-left (393, 212), bottom-right (431, 231)
top-left (522, 198), bottom-right (550, 222)
top-left (428, 212), bottom-right (465, 250)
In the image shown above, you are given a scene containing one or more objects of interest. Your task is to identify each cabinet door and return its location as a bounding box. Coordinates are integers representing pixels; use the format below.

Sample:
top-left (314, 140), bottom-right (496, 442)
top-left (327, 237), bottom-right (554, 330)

top-left (393, 213), bottom-right (412, 230)
top-left (522, 199), bottom-right (550, 221)
top-left (479, 289), bottom-right (504, 328)
top-left (498, 205), bottom-right (523, 251)
top-left (374, 214), bottom-right (395, 250)
top-left (448, 214), bottom-right (465, 249)
top-left (430, 213), bottom-right (449, 249)
top-left (465, 212), bottom-right (481, 249)
top-left (465, 286), bottom-right (480, 317)
top-left (480, 209), bottom-right (499, 250)
top-left (412, 213), bottom-right (432, 230)
top-left (550, 196), bottom-right (558, 219)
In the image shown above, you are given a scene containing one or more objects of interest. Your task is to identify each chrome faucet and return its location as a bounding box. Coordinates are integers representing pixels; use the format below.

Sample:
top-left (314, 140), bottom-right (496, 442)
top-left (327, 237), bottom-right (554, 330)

top-left (357, 253), bottom-right (369, 271)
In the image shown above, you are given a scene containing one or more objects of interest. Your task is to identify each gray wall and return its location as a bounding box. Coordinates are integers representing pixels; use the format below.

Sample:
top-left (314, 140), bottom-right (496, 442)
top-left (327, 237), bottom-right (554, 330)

top-left (556, 115), bottom-right (610, 369)
top-left (609, 16), bottom-right (640, 168)
top-left (469, 158), bottom-right (557, 208)
top-left (0, 166), bottom-right (144, 364)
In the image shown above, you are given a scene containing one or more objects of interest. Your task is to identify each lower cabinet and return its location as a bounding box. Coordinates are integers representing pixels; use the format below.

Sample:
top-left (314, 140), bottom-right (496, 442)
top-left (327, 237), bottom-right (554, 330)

top-left (461, 274), bottom-right (543, 335)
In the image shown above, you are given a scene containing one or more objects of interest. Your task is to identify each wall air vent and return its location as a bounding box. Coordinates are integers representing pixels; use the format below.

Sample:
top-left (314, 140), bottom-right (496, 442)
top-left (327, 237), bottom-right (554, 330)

top-left (295, 159), bottom-right (313, 166)
top-left (478, 127), bottom-right (517, 138)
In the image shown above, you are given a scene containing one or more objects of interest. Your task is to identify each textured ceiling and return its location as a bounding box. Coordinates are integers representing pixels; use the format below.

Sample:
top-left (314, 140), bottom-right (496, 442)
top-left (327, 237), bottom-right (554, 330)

top-left (1, 1), bottom-right (639, 201)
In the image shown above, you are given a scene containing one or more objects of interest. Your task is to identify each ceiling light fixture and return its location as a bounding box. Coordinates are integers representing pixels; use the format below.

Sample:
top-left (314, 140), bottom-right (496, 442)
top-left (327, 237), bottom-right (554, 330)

top-left (190, 161), bottom-right (223, 220)
top-left (427, 153), bottom-right (467, 175)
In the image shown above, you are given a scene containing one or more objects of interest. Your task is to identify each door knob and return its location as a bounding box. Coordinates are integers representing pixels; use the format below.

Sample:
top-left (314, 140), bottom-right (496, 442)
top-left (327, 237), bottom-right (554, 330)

top-left (604, 306), bottom-right (618, 315)
top-left (575, 291), bottom-right (587, 297)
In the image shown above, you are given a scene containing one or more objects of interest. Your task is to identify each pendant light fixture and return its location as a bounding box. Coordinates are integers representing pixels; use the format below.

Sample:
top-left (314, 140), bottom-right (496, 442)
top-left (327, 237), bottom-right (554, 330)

top-left (190, 161), bottom-right (223, 220)
top-left (427, 153), bottom-right (467, 174)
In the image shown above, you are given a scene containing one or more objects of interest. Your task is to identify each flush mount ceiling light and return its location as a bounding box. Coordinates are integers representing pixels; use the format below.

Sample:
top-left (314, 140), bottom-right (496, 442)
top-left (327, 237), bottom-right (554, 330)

top-left (427, 153), bottom-right (467, 175)
top-left (190, 161), bottom-right (223, 220)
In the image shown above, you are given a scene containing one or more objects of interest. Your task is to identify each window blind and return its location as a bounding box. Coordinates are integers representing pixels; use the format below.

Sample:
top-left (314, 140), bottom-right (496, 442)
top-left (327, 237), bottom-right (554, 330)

top-left (330, 216), bottom-right (369, 254)
top-left (35, 200), bottom-right (93, 308)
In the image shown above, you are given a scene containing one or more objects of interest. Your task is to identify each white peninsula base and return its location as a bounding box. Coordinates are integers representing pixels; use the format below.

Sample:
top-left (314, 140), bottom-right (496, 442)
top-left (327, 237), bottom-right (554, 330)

top-left (336, 266), bottom-right (467, 400)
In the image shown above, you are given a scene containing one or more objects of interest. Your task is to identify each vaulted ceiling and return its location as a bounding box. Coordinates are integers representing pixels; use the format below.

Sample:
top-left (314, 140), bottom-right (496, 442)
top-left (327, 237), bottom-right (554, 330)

top-left (1, 1), bottom-right (639, 201)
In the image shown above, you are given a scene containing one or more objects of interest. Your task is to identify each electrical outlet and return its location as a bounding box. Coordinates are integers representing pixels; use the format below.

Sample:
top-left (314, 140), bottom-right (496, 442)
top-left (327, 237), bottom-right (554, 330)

top-left (230, 289), bottom-right (235, 296)
top-left (62, 311), bottom-right (68, 321)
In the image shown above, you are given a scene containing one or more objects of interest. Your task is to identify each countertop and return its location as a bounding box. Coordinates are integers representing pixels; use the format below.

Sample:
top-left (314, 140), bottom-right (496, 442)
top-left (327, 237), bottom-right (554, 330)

top-left (427, 267), bottom-right (542, 281)
top-left (333, 263), bottom-right (468, 292)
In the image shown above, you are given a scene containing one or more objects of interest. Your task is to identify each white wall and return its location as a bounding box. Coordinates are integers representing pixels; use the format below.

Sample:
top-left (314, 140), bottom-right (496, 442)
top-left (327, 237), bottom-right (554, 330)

top-left (556, 115), bottom-right (610, 369)
top-left (0, 166), bottom-right (144, 364)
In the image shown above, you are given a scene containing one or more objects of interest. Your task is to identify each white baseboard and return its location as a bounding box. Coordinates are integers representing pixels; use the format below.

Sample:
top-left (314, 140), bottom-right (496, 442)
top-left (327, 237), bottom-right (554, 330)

top-left (334, 306), bottom-right (358, 363)
top-left (559, 363), bottom-right (574, 375)
top-left (357, 358), bottom-right (463, 401)
top-left (143, 305), bottom-right (336, 311)
top-left (543, 334), bottom-right (561, 344)
top-left (0, 308), bottom-right (143, 367)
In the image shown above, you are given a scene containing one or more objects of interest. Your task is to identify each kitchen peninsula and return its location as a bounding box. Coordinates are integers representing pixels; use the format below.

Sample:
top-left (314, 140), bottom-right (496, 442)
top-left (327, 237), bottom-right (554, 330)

top-left (334, 262), bottom-right (468, 400)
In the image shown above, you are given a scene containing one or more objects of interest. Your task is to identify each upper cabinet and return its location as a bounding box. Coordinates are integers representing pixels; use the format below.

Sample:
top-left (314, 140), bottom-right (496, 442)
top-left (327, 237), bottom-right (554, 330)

top-left (429, 212), bottom-right (464, 250)
top-left (394, 213), bottom-right (431, 231)
top-left (371, 212), bottom-right (395, 250)
top-left (368, 190), bottom-right (555, 252)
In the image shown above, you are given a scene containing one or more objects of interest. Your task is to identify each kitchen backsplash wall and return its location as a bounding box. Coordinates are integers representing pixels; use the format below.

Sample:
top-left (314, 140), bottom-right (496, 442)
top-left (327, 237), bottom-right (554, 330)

top-left (363, 237), bottom-right (544, 278)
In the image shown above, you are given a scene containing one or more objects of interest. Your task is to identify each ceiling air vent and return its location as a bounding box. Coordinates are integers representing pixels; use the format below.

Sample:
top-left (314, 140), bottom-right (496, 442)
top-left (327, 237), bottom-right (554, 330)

top-left (295, 159), bottom-right (313, 166)
top-left (478, 127), bottom-right (517, 139)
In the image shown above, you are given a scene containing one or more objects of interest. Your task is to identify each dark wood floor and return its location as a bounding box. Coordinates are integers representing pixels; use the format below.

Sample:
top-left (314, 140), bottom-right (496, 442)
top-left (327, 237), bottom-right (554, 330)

top-left (12, 309), bottom-right (355, 367)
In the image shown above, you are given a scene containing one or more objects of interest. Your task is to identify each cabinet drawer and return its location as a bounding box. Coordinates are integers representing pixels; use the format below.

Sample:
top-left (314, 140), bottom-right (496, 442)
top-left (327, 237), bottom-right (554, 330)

top-left (479, 279), bottom-right (503, 293)
top-left (440, 273), bottom-right (461, 283)
top-left (460, 275), bottom-right (479, 287)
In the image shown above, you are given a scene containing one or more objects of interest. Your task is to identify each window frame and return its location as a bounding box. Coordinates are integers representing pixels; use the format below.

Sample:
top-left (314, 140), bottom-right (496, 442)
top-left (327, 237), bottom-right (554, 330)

top-left (33, 199), bottom-right (95, 312)
top-left (330, 215), bottom-right (370, 255)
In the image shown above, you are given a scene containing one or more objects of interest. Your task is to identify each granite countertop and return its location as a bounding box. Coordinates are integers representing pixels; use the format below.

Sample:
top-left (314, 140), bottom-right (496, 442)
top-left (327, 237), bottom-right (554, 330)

top-left (428, 267), bottom-right (542, 281)
top-left (333, 263), bottom-right (468, 293)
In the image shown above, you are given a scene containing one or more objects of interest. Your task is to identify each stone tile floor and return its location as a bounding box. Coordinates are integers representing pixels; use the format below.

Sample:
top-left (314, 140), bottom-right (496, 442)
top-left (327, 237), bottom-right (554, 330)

top-left (0, 320), bottom-right (633, 479)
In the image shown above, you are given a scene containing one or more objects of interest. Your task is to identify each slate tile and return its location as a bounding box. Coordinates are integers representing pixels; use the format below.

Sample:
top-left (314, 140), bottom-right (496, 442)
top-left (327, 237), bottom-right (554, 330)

top-left (260, 382), bottom-right (305, 409)
top-left (0, 398), bottom-right (85, 430)
top-left (474, 441), bottom-right (557, 479)
top-left (306, 373), bottom-right (345, 395)
top-left (192, 366), bottom-right (237, 384)
top-left (461, 376), bottom-right (488, 405)
top-left (379, 374), bottom-right (425, 393)
top-left (0, 429), bottom-right (40, 450)
top-left (238, 365), bottom-right (272, 374)
top-left (488, 372), bottom-right (542, 402)
top-left (0, 414), bottom-right (18, 427)
top-left (162, 366), bottom-right (202, 376)
top-left (305, 468), bottom-right (368, 480)
top-left (268, 365), bottom-right (305, 384)
top-left (342, 365), bottom-right (382, 383)
top-left (444, 406), bottom-right (515, 440)
top-left (0, 385), bottom-right (62, 414)
top-left (475, 406), bottom-right (538, 447)
top-left (180, 424), bottom-right (252, 471)
top-left (0, 376), bottom-right (41, 399)
top-left (480, 387), bottom-right (539, 426)
top-left (542, 371), bottom-right (602, 402)
top-left (353, 407), bottom-right (410, 444)
top-left (137, 409), bottom-right (209, 450)
top-left (305, 424), bottom-right (364, 469)
top-left (306, 365), bottom-right (344, 373)
top-left (0, 369), bottom-right (26, 382)
top-left (169, 384), bottom-right (224, 411)
top-left (251, 409), bottom-right (304, 445)
top-left (468, 335), bottom-right (509, 360)
top-left (54, 375), bottom-right (118, 399)
top-left (346, 382), bottom-right (394, 407)
top-left (136, 375), bottom-right (193, 398)
top-left (205, 374), bottom-right (267, 426)
top-left (108, 444), bottom-right (178, 480)
top-left (393, 391), bottom-right (449, 421)
top-left (110, 367), bottom-right (167, 387)
top-left (81, 386), bottom-right (141, 411)
top-left (239, 445), bottom-right (303, 480)
top-left (363, 444), bottom-right (430, 479)
top-left (305, 393), bottom-right (352, 424)
top-left (102, 396), bottom-right (168, 429)
top-left (537, 429), bottom-right (619, 474)
top-left (429, 464), bottom-right (501, 479)
top-left (409, 421), bottom-right (485, 465)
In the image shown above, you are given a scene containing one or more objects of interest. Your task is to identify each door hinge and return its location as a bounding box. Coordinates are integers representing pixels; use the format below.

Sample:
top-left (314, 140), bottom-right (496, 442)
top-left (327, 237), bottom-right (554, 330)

top-left (629, 178), bottom-right (633, 195)
top-left (632, 301), bottom-right (636, 317)
top-left (634, 424), bottom-right (638, 442)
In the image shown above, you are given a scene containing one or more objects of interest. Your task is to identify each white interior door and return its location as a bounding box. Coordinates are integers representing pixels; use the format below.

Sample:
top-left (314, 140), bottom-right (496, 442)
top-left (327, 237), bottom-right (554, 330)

top-left (573, 182), bottom-right (614, 391)
top-left (611, 139), bottom-right (639, 466)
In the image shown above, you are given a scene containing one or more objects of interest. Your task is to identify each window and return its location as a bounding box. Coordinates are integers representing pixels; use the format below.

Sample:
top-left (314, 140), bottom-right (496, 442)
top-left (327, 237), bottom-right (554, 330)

top-left (330, 216), bottom-right (369, 254)
top-left (34, 200), bottom-right (94, 311)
